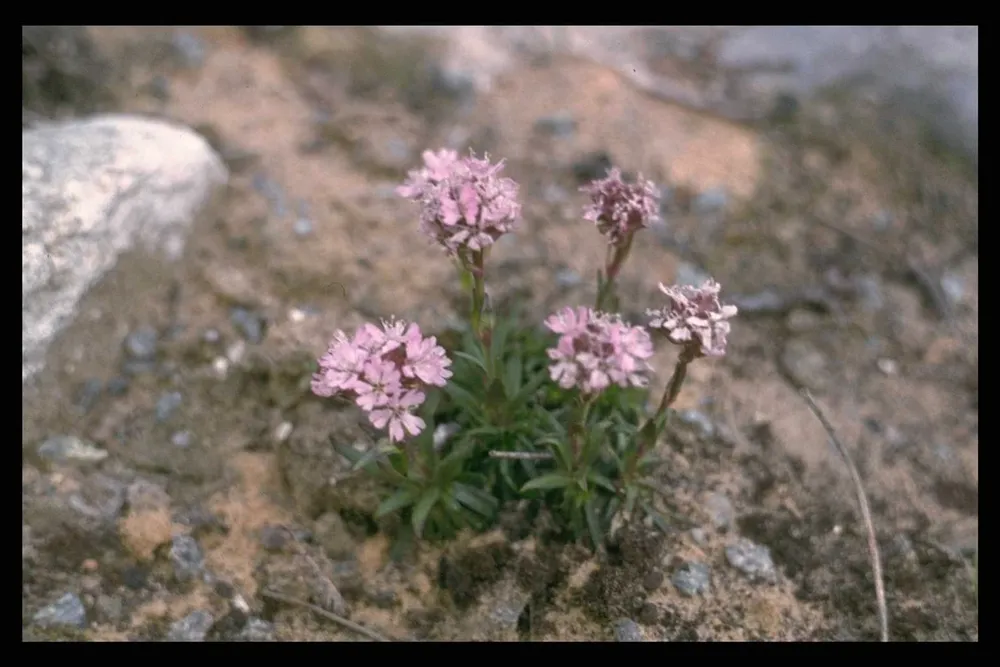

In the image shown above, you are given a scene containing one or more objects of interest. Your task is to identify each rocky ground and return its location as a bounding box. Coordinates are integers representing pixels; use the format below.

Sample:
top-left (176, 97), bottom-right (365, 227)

top-left (22, 27), bottom-right (978, 641)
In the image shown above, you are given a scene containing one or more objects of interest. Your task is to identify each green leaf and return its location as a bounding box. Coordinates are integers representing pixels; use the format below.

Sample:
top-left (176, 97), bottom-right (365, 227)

top-left (375, 488), bottom-right (416, 518)
top-left (584, 497), bottom-right (605, 551)
top-left (514, 369), bottom-right (551, 402)
top-left (485, 378), bottom-right (507, 410)
top-left (521, 473), bottom-right (573, 493)
top-left (442, 381), bottom-right (482, 415)
top-left (411, 487), bottom-right (442, 538)
top-left (452, 482), bottom-right (498, 518)
top-left (490, 318), bottom-right (512, 367)
top-left (503, 357), bottom-right (523, 398)
top-left (453, 350), bottom-right (489, 374)
top-left (587, 471), bottom-right (619, 494)
top-left (438, 439), bottom-right (477, 480)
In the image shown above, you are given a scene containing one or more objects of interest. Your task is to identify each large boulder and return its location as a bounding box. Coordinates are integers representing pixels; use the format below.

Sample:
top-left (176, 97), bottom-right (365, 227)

top-left (22, 114), bottom-right (228, 383)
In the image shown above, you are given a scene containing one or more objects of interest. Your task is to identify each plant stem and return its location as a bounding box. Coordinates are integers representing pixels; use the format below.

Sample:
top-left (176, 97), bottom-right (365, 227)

top-left (466, 249), bottom-right (494, 379)
top-left (629, 346), bottom-right (696, 477)
top-left (595, 233), bottom-right (635, 311)
top-left (572, 394), bottom-right (598, 464)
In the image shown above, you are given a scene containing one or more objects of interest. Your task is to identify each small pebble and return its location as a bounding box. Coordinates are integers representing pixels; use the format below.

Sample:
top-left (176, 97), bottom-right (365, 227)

top-left (156, 391), bottom-right (183, 422)
top-left (555, 269), bottom-right (583, 287)
top-left (172, 31), bottom-right (206, 68)
top-left (613, 618), bottom-right (644, 642)
top-left (212, 357), bottom-right (230, 378)
top-left (293, 218), bottom-right (314, 236)
top-left (678, 409), bottom-right (715, 438)
top-left (81, 559), bottom-right (99, 573)
top-left (230, 308), bottom-right (265, 344)
top-left (703, 492), bottom-right (734, 529)
top-left (37, 435), bottom-right (108, 464)
top-left (259, 525), bottom-right (290, 552)
top-left (168, 610), bottom-right (214, 641)
top-left (171, 431), bottom-right (193, 448)
top-left (274, 422), bottom-right (294, 443)
top-left (124, 326), bottom-right (159, 361)
top-left (202, 328), bottom-right (221, 344)
top-left (725, 538), bottom-right (777, 583)
top-left (74, 379), bottom-right (104, 413)
top-left (106, 376), bottom-right (130, 396)
top-left (33, 593), bottom-right (87, 629)
top-left (226, 340), bottom-right (247, 364)
top-left (638, 601), bottom-right (659, 625)
top-left (672, 562), bottom-right (711, 596)
top-left (170, 534), bottom-right (205, 582)
top-left (877, 358), bottom-right (899, 376)
top-left (693, 187), bottom-right (728, 214)
top-left (239, 618), bottom-right (276, 642)
top-left (642, 570), bottom-right (664, 591)
top-left (534, 111), bottom-right (577, 137)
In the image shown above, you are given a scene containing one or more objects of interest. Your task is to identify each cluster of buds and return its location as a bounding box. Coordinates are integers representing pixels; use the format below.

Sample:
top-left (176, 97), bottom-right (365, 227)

top-left (646, 279), bottom-right (738, 358)
top-left (397, 149), bottom-right (521, 258)
top-left (580, 167), bottom-right (660, 247)
top-left (545, 306), bottom-right (654, 395)
top-left (311, 319), bottom-right (452, 442)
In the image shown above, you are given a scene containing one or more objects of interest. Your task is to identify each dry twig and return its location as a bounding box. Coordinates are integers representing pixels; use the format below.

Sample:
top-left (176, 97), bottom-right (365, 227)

top-left (261, 589), bottom-right (389, 642)
top-left (801, 389), bottom-right (889, 642)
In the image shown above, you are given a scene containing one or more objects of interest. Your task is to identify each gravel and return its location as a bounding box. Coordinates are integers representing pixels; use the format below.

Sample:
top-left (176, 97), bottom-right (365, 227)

top-left (167, 610), bottom-right (214, 641)
top-left (613, 617), bottom-right (644, 642)
top-left (725, 538), bottom-right (778, 583)
top-left (170, 534), bottom-right (205, 582)
top-left (672, 562), bottom-right (711, 596)
top-left (33, 592), bottom-right (87, 629)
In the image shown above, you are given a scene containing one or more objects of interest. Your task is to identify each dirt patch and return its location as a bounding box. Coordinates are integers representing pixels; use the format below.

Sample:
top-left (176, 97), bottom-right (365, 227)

top-left (22, 27), bottom-right (976, 641)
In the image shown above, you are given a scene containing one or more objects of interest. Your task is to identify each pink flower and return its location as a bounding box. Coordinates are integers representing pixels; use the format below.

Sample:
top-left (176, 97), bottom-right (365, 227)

top-left (369, 390), bottom-right (427, 443)
top-left (312, 317), bottom-right (453, 443)
top-left (544, 307), bottom-right (653, 395)
top-left (403, 334), bottom-right (453, 386)
top-left (580, 167), bottom-right (660, 246)
top-left (646, 279), bottom-right (738, 358)
top-left (397, 149), bottom-right (521, 258)
top-left (354, 359), bottom-right (402, 411)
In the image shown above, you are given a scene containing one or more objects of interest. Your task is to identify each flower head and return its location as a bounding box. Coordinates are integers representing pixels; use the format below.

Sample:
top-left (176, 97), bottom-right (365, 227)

top-left (312, 318), bottom-right (452, 442)
top-left (581, 167), bottom-right (660, 246)
top-left (646, 279), bottom-right (738, 358)
top-left (397, 149), bottom-right (521, 257)
top-left (544, 307), bottom-right (653, 394)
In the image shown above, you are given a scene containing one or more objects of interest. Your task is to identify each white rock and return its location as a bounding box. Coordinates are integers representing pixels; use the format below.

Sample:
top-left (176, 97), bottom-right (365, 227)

top-left (22, 114), bottom-right (227, 383)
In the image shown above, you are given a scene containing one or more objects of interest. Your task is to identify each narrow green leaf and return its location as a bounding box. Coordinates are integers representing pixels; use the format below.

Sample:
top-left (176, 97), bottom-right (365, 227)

top-left (521, 473), bottom-right (573, 493)
top-left (453, 350), bottom-right (489, 374)
top-left (514, 369), bottom-right (551, 402)
top-left (375, 488), bottom-right (416, 518)
top-left (503, 357), bottom-right (523, 399)
top-left (585, 497), bottom-right (605, 551)
top-left (485, 378), bottom-right (507, 410)
top-left (411, 487), bottom-right (442, 538)
top-left (587, 471), bottom-right (619, 494)
top-left (452, 482), bottom-right (498, 518)
top-left (442, 381), bottom-right (482, 414)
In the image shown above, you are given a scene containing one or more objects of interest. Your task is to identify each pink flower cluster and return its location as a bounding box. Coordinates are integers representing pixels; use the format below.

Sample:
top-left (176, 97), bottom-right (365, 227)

top-left (545, 306), bottom-right (654, 394)
top-left (397, 149), bottom-right (521, 257)
top-left (581, 167), bottom-right (660, 246)
top-left (312, 319), bottom-right (453, 443)
top-left (646, 279), bottom-right (738, 358)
